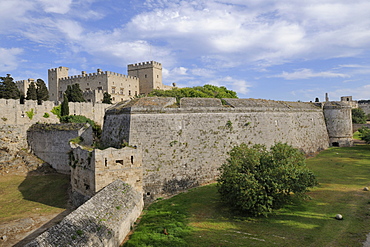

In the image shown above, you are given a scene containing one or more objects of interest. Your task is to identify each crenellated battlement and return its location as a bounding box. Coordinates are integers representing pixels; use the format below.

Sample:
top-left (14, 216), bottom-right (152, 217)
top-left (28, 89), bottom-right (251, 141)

top-left (57, 70), bottom-right (139, 82)
top-left (128, 61), bottom-right (162, 70)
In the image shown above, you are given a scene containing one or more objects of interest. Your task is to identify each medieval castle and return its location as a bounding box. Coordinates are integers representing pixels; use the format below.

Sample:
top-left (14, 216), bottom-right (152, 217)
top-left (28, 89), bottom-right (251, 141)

top-left (16, 61), bottom-right (173, 103)
top-left (0, 61), bottom-right (367, 246)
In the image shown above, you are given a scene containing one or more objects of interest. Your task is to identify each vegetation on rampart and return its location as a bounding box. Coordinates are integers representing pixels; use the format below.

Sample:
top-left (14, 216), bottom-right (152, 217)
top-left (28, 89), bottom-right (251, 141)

top-left (148, 84), bottom-right (238, 104)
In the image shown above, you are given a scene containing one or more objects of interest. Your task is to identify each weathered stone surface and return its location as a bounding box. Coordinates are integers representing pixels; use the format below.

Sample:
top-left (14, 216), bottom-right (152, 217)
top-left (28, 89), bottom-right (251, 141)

top-left (101, 97), bottom-right (342, 202)
top-left (27, 123), bottom-right (93, 174)
top-left (24, 180), bottom-right (143, 247)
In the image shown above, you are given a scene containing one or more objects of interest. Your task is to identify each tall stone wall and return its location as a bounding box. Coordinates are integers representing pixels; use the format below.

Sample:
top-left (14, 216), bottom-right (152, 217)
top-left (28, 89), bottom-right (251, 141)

top-left (27, 123), bottom-right (93, 174)
top-left (358, 102), bottom-right (370, 115)
top-left (70, 145), bottom-right (143, 206)
top-left (0, 99), bottom-right (110, 126)
top-left (25, 180), bottom-right (144, 247)
top-left (101, 97), bottom-right (330, 201)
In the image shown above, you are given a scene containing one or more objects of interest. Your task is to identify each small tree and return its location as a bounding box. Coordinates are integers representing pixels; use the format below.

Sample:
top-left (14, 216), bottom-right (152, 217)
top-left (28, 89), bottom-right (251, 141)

top-left (102, 92), bottom-right (112, 104)
top-left (36, 79), bottom-right (49, 103)
top-left (65, 83), bottom-right (85, 102)
top-left (61, 94), bottom-right (69, 117)
top-left (358, 127), bottom-right (370, 143)
top-left (352, 108), bottom-right (367, 124)
top-left (217, 143), bottom-right (317, 216)
top-left (26, 81), bottom-right (37, 100)
top-left (0, 74), bottom-right (20, 99)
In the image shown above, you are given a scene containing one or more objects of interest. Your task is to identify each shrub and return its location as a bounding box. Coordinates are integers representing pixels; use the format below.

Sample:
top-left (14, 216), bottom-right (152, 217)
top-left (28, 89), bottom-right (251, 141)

top-left (51, 105), bottom-right (61, 118)
top-left (26, 108), bottom-right (35, 120)
top-left (217, 143), bottom-right (317, 216)
top-left (358, 127), bottom-right (370, 143)
top-left (43, 112), bottom-right (50, 118)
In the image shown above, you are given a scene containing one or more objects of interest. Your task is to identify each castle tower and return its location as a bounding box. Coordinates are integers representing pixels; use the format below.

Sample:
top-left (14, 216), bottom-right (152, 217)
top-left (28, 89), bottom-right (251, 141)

top-left (127, 61), bottom-right (163, 95)
top-left (48, 66), bottom-right (69, 101)
top-left (323, 101), bottom-right (353, 147)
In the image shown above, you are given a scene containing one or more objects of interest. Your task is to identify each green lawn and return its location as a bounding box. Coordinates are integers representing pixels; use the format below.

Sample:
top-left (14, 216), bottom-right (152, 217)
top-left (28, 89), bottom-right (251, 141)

top-left (124, 145), bottom-right (370, 247)
top-left (0, 174), bottom-right (69, 223)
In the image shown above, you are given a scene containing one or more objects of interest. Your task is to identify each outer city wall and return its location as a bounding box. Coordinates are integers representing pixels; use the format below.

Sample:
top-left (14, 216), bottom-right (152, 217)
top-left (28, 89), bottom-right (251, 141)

top-left (0, 99), bottom-right (110, 126)
top-left (101, 97), bottom-right (332, 202)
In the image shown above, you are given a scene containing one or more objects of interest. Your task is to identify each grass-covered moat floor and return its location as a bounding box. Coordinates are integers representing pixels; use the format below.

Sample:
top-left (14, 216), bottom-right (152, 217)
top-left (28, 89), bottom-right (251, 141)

top-left (124, 145), bottom-right (370, 247)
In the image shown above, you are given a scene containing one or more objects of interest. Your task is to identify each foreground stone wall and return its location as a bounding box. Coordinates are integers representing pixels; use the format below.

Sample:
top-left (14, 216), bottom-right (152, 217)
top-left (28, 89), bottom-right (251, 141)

top-left (70, 145), bottom-right (143, 206)
top-left (27, 123), bottom-right (92, 174)
top-left (25, 180), bottom-right (143, 247)
top-left (102, 97), bottom-right (330, 201)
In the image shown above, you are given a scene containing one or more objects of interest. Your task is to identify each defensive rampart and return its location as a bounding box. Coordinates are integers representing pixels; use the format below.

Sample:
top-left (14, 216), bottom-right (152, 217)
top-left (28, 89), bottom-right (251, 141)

top-left (27, 124), bottom-right (93, 174)
top-left (24, 180), bottom-right (144, 247)
top-left (0, 99), bottom-right (109, 126)
top-left (70, 144), bottom-right (143, 206)
top-left (101, 97), bottom-right (333, 202)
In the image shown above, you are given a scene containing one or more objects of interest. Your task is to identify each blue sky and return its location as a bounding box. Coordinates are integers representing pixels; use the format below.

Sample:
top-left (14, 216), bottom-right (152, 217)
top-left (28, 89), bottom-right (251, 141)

top-left (1, 0), bottom-right (370, 102)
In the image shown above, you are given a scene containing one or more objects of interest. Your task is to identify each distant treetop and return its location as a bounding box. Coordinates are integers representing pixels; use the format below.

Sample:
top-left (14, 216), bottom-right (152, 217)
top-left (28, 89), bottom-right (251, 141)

top-left (148, 84), bottom-right (238, 103)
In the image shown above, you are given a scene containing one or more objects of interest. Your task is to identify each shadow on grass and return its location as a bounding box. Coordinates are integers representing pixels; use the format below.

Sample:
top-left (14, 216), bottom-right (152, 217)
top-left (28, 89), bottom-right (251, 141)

top-left (18, 165), bottom-right (70, 209)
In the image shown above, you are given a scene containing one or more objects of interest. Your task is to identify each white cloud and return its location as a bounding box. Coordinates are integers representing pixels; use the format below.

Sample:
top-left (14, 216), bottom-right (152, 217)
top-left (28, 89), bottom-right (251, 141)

top-left (0, 48), bottom-right (23, 73)
top-left (56, 19), bottom-right (84, 40)
top-left (37, 0), bottom-right (73, 14)
top-left (208, 76), bottom-right (251, 96)
top-left (273, 69), bottom-right (350, 80)
top-left (330, 84), bottom-right (370, 100)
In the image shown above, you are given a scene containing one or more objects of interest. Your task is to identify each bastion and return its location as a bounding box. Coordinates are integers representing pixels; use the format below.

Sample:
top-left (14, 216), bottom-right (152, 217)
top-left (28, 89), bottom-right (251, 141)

top-left (101, 97), bottom-right (352, 202)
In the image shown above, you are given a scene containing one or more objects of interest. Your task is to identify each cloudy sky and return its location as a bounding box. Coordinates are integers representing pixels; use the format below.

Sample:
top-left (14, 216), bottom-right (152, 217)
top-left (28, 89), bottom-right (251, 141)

top-left (1, 0), bottom-right (370, 101)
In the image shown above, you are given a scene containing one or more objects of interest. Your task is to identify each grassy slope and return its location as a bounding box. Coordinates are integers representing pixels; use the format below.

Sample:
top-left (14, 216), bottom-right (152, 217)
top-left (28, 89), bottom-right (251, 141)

top-left (0, 174), bottom-right (69, 223)
top-left (124, 145), bottom-right (370, 247)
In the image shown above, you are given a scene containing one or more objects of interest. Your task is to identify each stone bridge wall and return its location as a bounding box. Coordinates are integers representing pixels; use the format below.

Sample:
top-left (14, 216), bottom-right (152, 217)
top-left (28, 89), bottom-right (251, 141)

top-left (25, 180), bottom-right (143, 247)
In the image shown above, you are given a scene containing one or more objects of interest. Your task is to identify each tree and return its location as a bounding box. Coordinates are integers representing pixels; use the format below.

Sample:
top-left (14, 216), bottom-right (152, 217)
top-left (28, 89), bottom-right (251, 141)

top-left (61, 94), bottom-right (69, 117)
top-left (65, 83), bottom-right (85, 102)
top-left (352, 108), bottom-right (367, 124)
top-left (358, 127), bottom-right (370, 143)
top-left (217, 143), bottom-right (317, 216)
top-left (102, 92), bottom-right (112, 104)
top-left (26, 81), bottom-right (37, 100)
top-left (148, 84), bottom-right (238, 103)
top-left (36, 79), bottom-right (49, 103)
top-left (0, 74), bottom-right (20, 99)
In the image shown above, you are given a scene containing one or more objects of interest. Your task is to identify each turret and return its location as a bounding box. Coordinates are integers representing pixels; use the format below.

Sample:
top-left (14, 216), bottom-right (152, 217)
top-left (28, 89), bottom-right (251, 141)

top-left (127, 61), bottom-right (163, 95)
top-left (48, 66), bottom-right (69, 102)
top-left (323, 101), bottom-right (353, 147)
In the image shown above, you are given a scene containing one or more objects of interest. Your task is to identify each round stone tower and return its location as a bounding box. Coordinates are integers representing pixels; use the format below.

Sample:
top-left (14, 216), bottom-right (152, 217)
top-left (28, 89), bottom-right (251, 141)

top-left (323, 101), bottom-right (353, 147)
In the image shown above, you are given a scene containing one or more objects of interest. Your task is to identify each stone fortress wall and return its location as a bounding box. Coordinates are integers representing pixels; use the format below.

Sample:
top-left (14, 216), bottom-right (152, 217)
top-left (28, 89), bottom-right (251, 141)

top-left (0, 98), bottom-right (109, 126)
top-left (27, 123), bottom-right (93, 174)
top-left (25, 180), bottom-right (144, 247)
top-left (101, 97), bottom-right (353, 202)
top-left (69, 144), bottom-right (143, 206)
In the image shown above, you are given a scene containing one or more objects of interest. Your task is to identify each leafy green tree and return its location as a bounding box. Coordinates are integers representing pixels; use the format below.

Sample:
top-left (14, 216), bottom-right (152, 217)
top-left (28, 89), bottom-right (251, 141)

top-left (102, 92), bottom-right (112, 104)
top-left (0, 74), bottom-right (20, 99)
top-left (148, 84), bottom-right (238, 103)
top-left (217, 143), bottom-right (317, 217)
top-left (36, 79), bottom-right (49, 103)
top-left (26, 81), bottom-right (37, 100)
top-left (61, 94), bottom-right (69, 117)
top-left (65, 83), bottom-right (85, 102)
top-left (358, 127), bottom-right (370, 143)
top-left (352, 108), bottom-right (367, 124)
